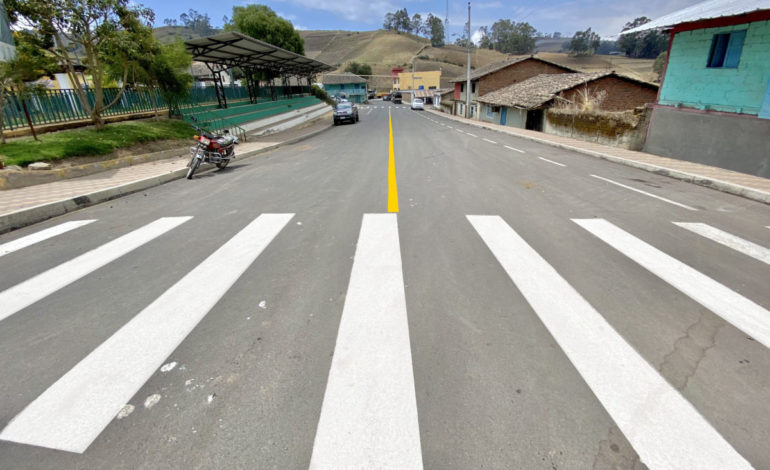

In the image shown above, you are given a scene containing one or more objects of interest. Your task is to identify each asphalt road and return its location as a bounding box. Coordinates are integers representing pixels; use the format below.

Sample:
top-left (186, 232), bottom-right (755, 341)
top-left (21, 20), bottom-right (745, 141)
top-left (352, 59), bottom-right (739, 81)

top-left (1, 101), bottom-right (769, 469)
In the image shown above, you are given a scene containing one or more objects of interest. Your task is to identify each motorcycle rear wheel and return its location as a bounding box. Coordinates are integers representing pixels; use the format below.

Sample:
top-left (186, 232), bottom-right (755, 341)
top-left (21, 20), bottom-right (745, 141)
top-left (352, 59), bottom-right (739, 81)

top-left (216, 159), bottom-right (229, 169)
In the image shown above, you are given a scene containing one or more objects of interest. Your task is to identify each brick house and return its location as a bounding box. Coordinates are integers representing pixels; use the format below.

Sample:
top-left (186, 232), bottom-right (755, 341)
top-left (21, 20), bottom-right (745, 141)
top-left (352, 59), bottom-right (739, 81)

top-left (623, 0), bottom-right (770, 177)
top-left (476, 72), bottom-right (658, 130)
top-left (449, 56), bottom-right (576, 119)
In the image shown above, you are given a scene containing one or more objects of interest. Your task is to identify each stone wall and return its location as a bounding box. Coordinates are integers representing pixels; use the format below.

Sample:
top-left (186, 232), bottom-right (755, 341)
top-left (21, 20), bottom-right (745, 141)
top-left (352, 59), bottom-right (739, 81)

top-left (544, 107), bottom-right (651, 150)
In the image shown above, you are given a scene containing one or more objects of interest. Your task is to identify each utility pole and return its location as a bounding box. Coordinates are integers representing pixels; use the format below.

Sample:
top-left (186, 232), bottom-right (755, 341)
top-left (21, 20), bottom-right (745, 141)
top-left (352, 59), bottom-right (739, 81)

top-left (465, 2), bottom-right (471, 119)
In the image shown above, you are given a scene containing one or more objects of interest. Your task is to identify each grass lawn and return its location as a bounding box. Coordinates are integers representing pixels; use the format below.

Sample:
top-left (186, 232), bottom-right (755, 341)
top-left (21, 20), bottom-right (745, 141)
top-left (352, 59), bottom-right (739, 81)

top-left (0, 119), bottom-right (195, 167)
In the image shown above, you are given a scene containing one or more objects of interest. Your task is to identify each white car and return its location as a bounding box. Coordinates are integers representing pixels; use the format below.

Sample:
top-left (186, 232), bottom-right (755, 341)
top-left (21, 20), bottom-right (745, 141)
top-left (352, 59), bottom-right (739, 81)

top-left (411, 98), bottom-right (424, 110)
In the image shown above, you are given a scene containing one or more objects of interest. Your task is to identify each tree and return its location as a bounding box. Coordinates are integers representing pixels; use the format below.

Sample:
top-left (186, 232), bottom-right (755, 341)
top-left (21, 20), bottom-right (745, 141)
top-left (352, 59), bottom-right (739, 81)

top-left (163, 18), bottom-right (178, 27)
top-left (490, 19), bottom-right (536, 54)
top-left (596, 40), bottom-right (619, 55)
top-left (619, 17), bottom-right (668, 58)
top-left (345, 61), bottom-right (372, 76)
top-left (226, 4), bottom-right (304, 54)
top-left (426, 14), bottom-right (444, 47)
top-left (569, 27), bottom-right (600, 56)
top-left (392, 8), bottom-right (411, 33)
top-left (411, 14), bottom-right (423, 36)
top-left (0, 31), bottom-right (57, 143)
top-left (7, 0), bottom-right (155, 130)
top-left (383, 13), bottom-right (395, 30)
top-left (478, 26), bottom-right (493, 49)
top-left (179, 9), bottom-right (215, 36)
top-left (553, 32), bottom-right (562, 39)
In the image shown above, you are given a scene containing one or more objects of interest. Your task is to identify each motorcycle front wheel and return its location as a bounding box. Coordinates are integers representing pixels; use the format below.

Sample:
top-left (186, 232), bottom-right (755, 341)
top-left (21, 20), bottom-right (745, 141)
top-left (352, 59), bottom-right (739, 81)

top-left (187, 157), bottom-right (201, 179)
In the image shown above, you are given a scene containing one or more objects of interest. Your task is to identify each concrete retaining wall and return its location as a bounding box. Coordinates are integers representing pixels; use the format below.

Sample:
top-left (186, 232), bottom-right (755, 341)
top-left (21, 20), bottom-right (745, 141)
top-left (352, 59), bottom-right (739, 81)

top-left (644, 106), bottom-right (770, 178)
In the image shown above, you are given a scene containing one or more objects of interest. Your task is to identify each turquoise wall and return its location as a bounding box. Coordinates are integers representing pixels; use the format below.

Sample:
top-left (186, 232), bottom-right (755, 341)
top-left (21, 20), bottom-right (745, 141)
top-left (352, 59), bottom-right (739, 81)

top-left (660, 20), bottom-right (770, 114)
top-left (323, 83), bottom-right (367, 103)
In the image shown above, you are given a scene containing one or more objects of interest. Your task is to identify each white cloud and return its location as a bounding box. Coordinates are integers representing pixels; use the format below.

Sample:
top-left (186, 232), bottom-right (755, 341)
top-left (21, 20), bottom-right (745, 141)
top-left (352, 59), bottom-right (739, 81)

top-left (282, 0), bottom-right (397, 24)
top-left (471, 28), bottom-right (485, 45)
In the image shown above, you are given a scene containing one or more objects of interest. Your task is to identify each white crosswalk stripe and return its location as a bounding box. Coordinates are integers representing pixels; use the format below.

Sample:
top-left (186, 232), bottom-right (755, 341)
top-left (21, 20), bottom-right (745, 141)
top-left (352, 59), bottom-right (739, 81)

top-left (0, 213), bottom-right (293, 453)
top-left (310, 214), bottom-right (422, 470)
top-left (0, 217), bottom-right (191, 323)
top-left (469, 215), bottom-right (752, 470)
top-left (674, 222), bottom-right (770, 265)
top-left (0, 220), bottom-right (96, 257)
top-left (575, 218), bottom-right (770, 349)
top-left (0, 213), bottom-right (767, 466)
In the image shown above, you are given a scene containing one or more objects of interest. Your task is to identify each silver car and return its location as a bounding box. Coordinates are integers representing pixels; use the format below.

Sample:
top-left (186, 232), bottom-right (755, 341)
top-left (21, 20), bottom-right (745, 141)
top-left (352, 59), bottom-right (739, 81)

top-left (411, 98), bottom-right (424, 110)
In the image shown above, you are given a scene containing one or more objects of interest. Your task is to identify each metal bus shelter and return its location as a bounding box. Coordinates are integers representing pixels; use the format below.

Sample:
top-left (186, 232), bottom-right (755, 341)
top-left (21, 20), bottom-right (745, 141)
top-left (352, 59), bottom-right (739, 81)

top-left (185, 32), bottom-right (334, 109)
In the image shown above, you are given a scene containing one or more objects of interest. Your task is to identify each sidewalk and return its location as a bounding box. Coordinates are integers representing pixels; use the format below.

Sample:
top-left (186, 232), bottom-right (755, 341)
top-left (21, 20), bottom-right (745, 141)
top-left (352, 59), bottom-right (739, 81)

top-left (428, 109), bottom-right (770, 205)
top-left (0, 117), bottom-right (332, 233)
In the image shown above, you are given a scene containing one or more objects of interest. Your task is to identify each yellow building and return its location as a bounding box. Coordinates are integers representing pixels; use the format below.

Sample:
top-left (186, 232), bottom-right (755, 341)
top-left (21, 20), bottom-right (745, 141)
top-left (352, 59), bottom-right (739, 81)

top-left (396, 70), bottom-right (441, 91)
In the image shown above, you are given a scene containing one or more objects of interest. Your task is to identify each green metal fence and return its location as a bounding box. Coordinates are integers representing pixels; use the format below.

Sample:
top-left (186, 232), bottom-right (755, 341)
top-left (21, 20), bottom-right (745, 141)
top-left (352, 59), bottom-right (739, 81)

top-left (2, 85), bottom-right (310, 131)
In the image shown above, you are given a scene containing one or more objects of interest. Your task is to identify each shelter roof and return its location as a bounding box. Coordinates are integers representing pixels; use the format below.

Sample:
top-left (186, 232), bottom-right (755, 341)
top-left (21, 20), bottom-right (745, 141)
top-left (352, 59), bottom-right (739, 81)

top-left (476, 72), bottom-right (657, 109)
top-left (450, 56), bottom-right (578, 83)
top-left (620, 0), bottom-right (770, 34)
top-left (321, 72), bottom-right (366, 85)
top-left (185, 32), bottom-right (334, 75)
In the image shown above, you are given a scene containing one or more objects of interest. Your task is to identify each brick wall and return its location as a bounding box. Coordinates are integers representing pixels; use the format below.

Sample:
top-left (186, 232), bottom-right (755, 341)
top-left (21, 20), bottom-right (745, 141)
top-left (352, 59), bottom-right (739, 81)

top-left (479, 60), bottom-right (571, 95)
top-left (559, 76), bottom-right (658, 111)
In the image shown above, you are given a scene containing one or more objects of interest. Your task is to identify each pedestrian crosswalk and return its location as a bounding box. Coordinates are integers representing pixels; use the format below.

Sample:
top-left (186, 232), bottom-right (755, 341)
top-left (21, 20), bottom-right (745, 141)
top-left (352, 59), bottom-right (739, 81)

top-left (0, 214), bottom-right (768, 468)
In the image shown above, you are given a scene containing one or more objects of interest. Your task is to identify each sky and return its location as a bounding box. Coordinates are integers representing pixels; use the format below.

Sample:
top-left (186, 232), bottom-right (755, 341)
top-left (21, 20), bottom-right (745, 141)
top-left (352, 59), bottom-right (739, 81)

top-left (143, 0), bottom-right (703, 40)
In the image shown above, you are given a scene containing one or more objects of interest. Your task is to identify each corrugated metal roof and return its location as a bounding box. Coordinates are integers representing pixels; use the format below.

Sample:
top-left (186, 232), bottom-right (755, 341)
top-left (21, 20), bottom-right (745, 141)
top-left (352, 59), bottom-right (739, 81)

top-left (621, 0), bottom-right (770, 34)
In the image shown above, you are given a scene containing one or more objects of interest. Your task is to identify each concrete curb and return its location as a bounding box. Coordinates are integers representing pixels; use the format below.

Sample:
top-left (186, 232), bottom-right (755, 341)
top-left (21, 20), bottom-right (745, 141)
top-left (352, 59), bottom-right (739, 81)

top-left (0, 121), bottom-right (333, 234)
top-left (427, 109), bottom-right (770, 205)
top-left (0, 146), bottom-right (191, 190)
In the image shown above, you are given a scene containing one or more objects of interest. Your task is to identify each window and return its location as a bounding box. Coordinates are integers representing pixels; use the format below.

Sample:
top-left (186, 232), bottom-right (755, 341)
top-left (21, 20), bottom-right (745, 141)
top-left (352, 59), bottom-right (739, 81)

top-left (707, 30), bottom-right (746, 68)
top-left (471, 83), bottom-right (476, 94)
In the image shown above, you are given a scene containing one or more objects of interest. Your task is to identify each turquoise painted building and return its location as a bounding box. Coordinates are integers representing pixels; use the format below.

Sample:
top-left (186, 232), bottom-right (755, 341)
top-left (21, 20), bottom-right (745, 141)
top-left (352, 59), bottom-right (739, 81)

top-left (625, 0), bottom-right (770, 177)
top-left (659, 20), bottom-right (770, 114)
top-left (321, 73), bottom-right (367, 103)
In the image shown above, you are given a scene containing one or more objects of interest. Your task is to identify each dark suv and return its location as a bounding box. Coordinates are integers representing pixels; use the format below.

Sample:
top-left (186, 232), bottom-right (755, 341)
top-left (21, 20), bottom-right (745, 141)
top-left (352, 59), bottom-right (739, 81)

top-left (392, 92), bottom-right (402, 104)
top-left (333, 102), bottom-right (359, 125)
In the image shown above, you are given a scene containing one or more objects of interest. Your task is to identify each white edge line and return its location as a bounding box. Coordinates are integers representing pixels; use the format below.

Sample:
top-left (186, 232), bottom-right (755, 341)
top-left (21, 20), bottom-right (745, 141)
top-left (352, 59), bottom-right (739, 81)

top-left (591, 174), bottom-right (698, 211)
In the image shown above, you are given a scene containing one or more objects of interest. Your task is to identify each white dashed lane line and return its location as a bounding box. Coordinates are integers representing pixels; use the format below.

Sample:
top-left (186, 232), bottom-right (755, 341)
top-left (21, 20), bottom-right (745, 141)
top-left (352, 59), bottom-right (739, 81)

top-left (504, 145), bottom-right (525, 153)
top-left (466, 133), bottom-right (478, 138)
top-left (538, 157), bottom-right (566, 167)
top-left (482, 138), bottom-right (497, 144)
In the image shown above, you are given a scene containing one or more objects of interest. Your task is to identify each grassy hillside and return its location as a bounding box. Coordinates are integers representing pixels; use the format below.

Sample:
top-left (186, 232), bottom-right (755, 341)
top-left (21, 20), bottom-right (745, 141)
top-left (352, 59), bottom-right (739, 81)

top-left (535, 52), bottom-right (657, 82)
top-left (154, 26), bottom-right (222, 44)
top-left (152, 26), bottom-right (656, 88)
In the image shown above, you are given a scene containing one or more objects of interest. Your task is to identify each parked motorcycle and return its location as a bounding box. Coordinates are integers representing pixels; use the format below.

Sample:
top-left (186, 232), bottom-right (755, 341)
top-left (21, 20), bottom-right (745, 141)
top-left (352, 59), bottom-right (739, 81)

top-left (187, 126), bottom-right (238, 179)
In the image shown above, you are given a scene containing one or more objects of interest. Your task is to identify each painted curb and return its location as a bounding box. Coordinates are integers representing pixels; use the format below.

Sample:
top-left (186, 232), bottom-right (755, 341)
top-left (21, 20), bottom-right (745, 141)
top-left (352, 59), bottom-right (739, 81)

top-left (0, 121), bottom-right (333, 234)
top-left (427, 110), bottom-right (770, 205)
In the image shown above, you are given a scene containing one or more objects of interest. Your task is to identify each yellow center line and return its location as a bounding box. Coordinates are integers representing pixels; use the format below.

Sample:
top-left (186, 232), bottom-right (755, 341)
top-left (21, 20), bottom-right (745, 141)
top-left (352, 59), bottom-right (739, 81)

top-left (388, 108), bottom-right (399, 213)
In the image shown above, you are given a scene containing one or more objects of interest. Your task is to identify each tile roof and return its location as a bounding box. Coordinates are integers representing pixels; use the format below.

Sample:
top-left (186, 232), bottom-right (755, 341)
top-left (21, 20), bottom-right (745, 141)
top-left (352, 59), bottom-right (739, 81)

top-left (449, 56), bottom-right (578, 82)
top-left (476, 72), bottom-right (657, 109)
top-left (321, 72), bottom-right (367, 85)
top-left (620, 0), bottom-right (770, 34)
